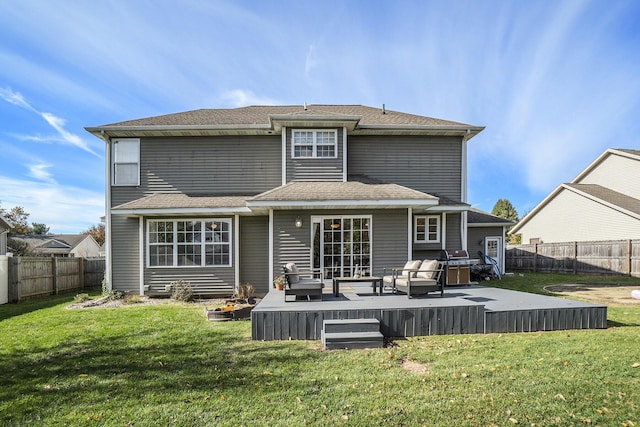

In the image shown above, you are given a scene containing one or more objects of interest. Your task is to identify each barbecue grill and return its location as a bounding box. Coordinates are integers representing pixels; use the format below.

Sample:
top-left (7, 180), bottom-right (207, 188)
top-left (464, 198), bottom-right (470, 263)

top-left (440, 249), bottom-right (480, 285)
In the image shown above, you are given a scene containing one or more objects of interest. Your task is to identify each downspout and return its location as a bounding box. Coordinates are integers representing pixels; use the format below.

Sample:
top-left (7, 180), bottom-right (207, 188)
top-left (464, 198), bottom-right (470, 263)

top-left (407, 208), bottom-right (413, 260)
top-left (104, 133), bottom-right (113, 291)
top-left (342, 126), bottom-right (347, 182)
top-left (461, 129), bottom-right (470, 251)
top-left (138, 217), bottom-right (144, 295)
top-left (281, 127), bottom-right (287, 185)
top-left (268, 209), bottom-right (274, 292)
top-left (234, 214), bottom-right (240, 291)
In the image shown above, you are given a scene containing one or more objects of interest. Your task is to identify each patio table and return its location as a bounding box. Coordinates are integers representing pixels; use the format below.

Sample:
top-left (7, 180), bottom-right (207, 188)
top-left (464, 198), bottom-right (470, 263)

top-left (332, 276), bottom-right (383, 297)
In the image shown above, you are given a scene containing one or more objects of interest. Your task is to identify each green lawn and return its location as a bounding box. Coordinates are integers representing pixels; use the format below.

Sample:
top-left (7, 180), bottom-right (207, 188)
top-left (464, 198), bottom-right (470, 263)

top-left (1, 274), bottom-right (639, 426)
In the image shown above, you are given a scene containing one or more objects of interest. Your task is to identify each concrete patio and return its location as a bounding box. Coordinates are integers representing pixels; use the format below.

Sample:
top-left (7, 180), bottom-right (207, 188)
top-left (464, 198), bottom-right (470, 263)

top-left (251, 283), bottom-right (607, 340)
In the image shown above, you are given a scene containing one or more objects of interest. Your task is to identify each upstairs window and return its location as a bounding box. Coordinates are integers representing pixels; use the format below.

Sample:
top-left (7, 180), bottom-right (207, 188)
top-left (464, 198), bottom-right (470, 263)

top-left (414, 215), bottom-right (440, 243)
top-left (292, 130), bottom-right (337, 158)
top-left (112, 139), bottom-right (140, 186)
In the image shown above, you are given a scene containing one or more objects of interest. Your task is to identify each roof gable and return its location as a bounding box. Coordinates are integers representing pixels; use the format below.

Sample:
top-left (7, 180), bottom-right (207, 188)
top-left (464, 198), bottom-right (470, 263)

top-left (511, 147), bottom-right (640, 234)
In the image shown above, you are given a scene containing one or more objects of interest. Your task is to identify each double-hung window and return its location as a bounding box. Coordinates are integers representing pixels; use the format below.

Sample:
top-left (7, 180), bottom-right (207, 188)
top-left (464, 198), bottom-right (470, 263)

top-left (292, 130), bottom-right (337, 158)
top-left (112, 139), bottom-right (140, 186)
top-left (414, 215), bottom-right (440, 243)
top-left (148, 219), bottom-right (231, 267)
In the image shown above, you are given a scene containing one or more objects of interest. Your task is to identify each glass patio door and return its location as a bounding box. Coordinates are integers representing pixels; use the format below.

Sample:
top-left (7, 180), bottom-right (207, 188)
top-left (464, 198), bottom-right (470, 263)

top-left (312, 216), bottom-right (371, 279)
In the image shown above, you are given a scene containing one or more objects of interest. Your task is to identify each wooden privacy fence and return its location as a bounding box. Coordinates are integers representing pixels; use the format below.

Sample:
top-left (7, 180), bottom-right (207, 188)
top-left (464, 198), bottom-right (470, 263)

top-left (5, 257), bottom-right (105, 302)
top-left (506, 239), bottom-right (640, 276)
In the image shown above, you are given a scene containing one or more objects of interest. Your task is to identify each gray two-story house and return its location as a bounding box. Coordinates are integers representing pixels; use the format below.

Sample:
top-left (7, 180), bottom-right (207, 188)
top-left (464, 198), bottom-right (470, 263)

top-left (87, 104), bottom-right (498, 297)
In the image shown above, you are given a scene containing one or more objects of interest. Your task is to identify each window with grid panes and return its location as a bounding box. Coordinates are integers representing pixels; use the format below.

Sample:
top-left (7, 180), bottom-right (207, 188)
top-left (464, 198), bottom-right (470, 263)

top-left (414, 215), bottom-right (440, 243)
top-left (292, 129), bottom-right (337, 158)
top-left (147, 219), bottom-right (231, 267)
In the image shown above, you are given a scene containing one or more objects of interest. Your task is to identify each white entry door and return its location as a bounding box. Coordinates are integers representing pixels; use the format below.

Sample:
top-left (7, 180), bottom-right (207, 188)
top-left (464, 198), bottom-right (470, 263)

top-left (485, 236), bottom-right (503, 274)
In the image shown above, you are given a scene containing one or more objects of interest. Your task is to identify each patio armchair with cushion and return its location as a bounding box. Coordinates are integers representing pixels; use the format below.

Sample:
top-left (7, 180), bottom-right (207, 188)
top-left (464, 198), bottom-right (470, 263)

top-left (282, 263), bottom-right (324, 302)
top-left (383, 259), bottom-right (444, 298)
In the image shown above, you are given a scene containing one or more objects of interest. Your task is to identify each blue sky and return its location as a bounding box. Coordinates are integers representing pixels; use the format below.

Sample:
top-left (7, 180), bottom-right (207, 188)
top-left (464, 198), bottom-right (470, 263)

top-left (1, 0), bottom-right (639, 233)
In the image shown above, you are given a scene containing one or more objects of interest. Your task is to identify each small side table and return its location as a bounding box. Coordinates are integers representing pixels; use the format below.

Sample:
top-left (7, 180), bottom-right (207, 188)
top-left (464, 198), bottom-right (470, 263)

top-left (332, 276), bottom-right (383, 297)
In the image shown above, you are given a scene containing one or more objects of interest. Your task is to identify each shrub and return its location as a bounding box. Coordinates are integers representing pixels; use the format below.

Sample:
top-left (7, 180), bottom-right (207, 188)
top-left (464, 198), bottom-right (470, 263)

top-left (170, 280), bottom-right (193, 302)
top-left (104, 290), bottom-right (124, 301)
top-left (74, 293), bottom-right (91, 303)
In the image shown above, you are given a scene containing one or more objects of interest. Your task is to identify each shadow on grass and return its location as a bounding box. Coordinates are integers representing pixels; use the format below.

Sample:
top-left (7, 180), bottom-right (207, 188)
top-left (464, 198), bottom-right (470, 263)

top-left (0, 292), bottom-right (80, 322)
top-left (0, 307), bottom-right (323, 423)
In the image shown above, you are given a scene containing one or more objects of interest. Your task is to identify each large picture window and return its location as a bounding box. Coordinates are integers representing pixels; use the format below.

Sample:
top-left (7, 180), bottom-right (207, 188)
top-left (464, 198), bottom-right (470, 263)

top-left (112, 139), bottom-right (140, 186)
top-left (147, 219), bottom-right (231, 267)
top-left (292, 129), bottom-right (337, 158)
top-left (414, 215), bottom-right (440, 243)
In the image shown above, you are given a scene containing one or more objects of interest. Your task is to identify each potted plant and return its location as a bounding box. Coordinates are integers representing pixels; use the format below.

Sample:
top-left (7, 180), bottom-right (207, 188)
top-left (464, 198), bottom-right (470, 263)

top-left (273, 275), bottom-right (286, 291)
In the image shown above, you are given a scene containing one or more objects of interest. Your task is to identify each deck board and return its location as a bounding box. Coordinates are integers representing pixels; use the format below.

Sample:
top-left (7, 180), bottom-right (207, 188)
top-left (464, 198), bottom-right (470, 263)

top-left (251, 284), bottom-right (607, 340)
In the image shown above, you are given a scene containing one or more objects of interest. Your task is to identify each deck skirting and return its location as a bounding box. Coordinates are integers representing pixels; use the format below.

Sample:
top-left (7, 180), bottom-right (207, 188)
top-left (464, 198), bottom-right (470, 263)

top-left (250, 286), bottom-right (608, 341)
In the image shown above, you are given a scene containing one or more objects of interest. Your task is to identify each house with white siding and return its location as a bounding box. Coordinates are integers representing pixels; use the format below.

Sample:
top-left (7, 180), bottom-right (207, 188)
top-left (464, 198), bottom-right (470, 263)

top-left (510, 148), bottom-right (640, 244)
top-left (0, 215), bottom-right (10, 255)
top-left (86, 104), bottom-right (505, 297)
top-left (10, 234), bottom-right (102, 258)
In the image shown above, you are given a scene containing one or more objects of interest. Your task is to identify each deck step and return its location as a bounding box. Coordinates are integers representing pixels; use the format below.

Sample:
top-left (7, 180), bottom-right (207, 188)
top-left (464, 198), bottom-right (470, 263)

top-left (322, 319), bottom-right (383, 350)
top-left (322, 331), bottom-right (384, 350)
top-left (323, 318), bottom-right (380, 334)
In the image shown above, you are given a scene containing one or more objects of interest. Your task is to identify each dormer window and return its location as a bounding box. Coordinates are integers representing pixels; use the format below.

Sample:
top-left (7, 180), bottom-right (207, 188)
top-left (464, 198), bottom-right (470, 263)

top-left (292, 129), bottom-right (337, 158)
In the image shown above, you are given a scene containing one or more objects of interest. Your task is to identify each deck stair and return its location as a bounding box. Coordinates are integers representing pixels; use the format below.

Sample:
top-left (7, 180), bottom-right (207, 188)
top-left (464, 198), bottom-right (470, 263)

top-left (321, 318), bottom-right (384, 350)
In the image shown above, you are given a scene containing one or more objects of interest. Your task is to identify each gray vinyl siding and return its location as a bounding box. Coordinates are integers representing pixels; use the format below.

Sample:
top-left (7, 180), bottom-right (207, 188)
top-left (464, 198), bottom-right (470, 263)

top-left (347, 136), bottom-right (462, 199)
top-left (273, 211), bottom-right (312, 272)
top-left (142, 216), bottom-right (236, 296)
top-left (111, 136), bottom-right (282, 206)
top-left (371, 210), bottom-right (408, 275)
top-left (272, 209), bottom-right (408, 277)
top-left (286, 128), bottom-right (344, 182)
top-left (145, 267), bottom-right (235, 296)
top-left (446, 213), bottom-right (462, 249)
top-left (110, 216), bottom-right (140, 293)
top-left (240, 216), bottom-right (269, 296)
top-left (468, 226), bottom-right (504, 259)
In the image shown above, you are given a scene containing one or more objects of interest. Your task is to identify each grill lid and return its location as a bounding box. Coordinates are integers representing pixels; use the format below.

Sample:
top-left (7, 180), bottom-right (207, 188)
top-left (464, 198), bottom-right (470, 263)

top-left (441, 249), bottom-right (470, 260)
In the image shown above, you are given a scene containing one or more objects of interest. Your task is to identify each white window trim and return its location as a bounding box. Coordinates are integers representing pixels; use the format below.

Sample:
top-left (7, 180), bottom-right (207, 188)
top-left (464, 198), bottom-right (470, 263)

top-left (414, 215), bottom-right (441, 244)
top-left (112, 138), bottom-right (140, 186)
top-left (291, 129), bottom-right (338, 159)
top-left (146, 218), bottom-right (232, 268)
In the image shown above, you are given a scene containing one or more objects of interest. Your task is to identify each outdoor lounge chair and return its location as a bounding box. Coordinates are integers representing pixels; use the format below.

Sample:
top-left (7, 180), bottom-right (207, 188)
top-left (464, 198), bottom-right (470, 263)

top-left (383, 259), bottom-right (444, 298)
top-left (282, 263), bottom-right (324, 302)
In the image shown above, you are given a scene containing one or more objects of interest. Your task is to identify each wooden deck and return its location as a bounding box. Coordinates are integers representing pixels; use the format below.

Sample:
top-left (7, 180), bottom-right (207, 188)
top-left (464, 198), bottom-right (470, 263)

top-left (251, 284), bottom-right (607, 340)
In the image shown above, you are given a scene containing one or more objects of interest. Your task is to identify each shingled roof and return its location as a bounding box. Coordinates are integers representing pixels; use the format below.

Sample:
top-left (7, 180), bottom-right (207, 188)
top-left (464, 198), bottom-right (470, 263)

top-left (86, 105), bottom-right (484, 139)
top-left (111, 181), bottom-right (445, 214)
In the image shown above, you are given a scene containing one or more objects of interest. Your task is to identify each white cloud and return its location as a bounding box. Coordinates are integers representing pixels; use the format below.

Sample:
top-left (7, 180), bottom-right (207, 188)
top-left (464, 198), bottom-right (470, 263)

top-left (0, 87), bottom-right (101, 157)
top-left (0, 175), bottom-right (103, 234)
top-left (219, 89), bottom-right (281, 107)
top-left (27, 163), bottom-right (56, 183)
top-left (0, 86), bottom-right (36, 111)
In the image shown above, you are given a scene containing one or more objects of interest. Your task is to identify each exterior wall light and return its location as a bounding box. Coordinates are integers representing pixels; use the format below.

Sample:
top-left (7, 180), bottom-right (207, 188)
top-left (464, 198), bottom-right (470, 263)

top-left (295, 217), bottom-right (303, 228)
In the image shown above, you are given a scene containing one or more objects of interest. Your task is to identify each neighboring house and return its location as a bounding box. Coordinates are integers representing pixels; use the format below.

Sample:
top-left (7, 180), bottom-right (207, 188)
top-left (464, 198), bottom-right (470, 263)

top-left (10, 234), bottom-right (102, 258)
top-left (0, 215), bottom-right (10, 255)
top-left (510, 148), bottom-right (640, 244)
top-left (467, 208), bottom-right (514, 274)
top-left (86, 104), bottom-right (501, 297)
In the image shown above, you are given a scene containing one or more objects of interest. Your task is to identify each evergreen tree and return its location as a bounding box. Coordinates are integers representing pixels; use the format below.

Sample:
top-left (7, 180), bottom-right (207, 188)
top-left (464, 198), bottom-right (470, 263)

top-left (491, 199), bottom-right (519, 244)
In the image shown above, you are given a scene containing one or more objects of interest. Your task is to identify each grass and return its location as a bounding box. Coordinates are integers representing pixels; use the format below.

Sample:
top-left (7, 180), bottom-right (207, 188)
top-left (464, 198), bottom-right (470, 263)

top-left (1, 274), bottom-right (639, 426)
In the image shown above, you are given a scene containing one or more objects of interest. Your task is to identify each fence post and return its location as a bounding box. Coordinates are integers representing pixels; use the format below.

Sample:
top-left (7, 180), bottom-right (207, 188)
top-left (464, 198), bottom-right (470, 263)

top-left (573, 242), bottom-right (578, 275)
top-left (628, 240), bottom-right (632, 276)
top-left (533, 244), bottom-right (538, 272)
top-left (80, 258), bottom-right (85, 290)
top-left (52, 257), bottom-right (58, 295)
top-left (9, 257), bottom-right (18, 302)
